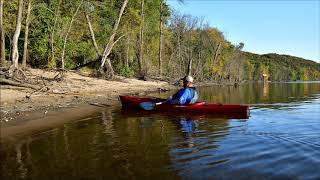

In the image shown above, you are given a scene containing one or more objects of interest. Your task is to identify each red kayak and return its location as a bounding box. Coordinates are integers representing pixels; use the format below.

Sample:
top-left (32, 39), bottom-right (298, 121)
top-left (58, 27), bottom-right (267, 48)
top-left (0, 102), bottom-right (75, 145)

top-left (119, 95), bottom-right (250, 119)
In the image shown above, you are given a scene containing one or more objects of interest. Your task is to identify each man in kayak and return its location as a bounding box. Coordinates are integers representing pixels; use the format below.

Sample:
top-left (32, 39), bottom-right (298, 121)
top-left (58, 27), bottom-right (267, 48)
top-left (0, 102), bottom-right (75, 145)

top-left (167, 75), bottom-right (198, 105)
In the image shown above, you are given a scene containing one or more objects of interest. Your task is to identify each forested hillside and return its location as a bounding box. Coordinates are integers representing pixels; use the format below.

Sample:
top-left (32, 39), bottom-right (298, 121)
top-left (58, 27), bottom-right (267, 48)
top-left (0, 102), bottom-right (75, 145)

top-left (1, 0), bottom-right (319, 82)
top-left (243, 52), bottom-right (320, 81)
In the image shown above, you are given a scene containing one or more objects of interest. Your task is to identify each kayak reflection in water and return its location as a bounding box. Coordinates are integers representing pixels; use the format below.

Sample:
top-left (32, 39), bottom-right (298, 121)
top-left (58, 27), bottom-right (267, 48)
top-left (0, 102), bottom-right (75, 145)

top-left (167, 76), bottom-right (199, 105)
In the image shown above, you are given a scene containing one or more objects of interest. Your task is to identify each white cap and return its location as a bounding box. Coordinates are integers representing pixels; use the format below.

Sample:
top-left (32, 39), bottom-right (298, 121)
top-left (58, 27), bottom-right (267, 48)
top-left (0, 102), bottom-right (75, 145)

top-left (185, 75), bottom-right (193, 82)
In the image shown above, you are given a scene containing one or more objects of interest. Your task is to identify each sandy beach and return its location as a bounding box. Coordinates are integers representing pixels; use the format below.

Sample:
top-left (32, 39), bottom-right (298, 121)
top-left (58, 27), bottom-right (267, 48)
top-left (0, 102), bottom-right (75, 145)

top-left (0, 69), bottom-right (175, 140)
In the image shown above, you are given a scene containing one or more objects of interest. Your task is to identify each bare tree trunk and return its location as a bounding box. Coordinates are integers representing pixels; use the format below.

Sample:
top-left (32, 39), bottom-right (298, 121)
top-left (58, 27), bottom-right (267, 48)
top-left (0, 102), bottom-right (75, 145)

top-left (11, 0), bottom-right (24, 69)
top-left (60, 0), bottom-right (83, 69)
top-left (22, 0), bottom-right (32, 69)
top-left (100, 0), bottom-right (129, 77)
top-left (138, 0), bottom-right (144, 76)
top-left (125, 26), bottom-right (130, 68)
top-left (158, 0), bottom-right (163, 76)
top-left (0, 0), bottom-right (5, 65)
top-left (187, 48), bottom-right (192, 76)
top-left (145, 46), bottom-right (149, 74)
top-left (195, 50), bottom-right (202, 79)
top-left (85, 11), bottom-right (101, 57)
top-left (49, 0), bottom-right (61, 68)
top-left (212, 42), bottom-right (221, 65)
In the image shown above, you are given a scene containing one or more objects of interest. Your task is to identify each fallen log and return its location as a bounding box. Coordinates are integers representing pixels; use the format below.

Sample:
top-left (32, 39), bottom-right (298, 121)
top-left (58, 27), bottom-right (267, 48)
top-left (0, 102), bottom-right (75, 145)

top-left (89, 102), bottom-right (110, 107)
top-left (0, 85), bottom-right (29, 90)
top-left (0, 77), bottom-right (40, 90)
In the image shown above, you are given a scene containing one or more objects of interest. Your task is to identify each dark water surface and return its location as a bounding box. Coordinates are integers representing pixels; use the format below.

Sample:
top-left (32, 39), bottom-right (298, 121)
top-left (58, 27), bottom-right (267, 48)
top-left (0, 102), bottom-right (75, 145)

top-left (1, 82), bottom-right (320, 179)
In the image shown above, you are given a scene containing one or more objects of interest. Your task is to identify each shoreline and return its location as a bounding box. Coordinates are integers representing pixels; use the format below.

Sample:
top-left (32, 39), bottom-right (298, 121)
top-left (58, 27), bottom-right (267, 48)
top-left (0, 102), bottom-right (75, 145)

top-left (1, 105), bottom-right (104, 142)
top-left (0, 85), bottom-right (173, 122)
top-left (0, 69), bottom-right (174, 123)
top-left (0, 68), bottom-right (177, 141)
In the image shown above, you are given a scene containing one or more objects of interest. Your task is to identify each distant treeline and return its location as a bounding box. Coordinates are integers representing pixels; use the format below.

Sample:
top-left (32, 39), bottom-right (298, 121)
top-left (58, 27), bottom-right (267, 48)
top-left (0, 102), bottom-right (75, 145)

top-left (1, 0), bottom-right (319, 81)
top-left (243, 52), bottom-right (320, 81)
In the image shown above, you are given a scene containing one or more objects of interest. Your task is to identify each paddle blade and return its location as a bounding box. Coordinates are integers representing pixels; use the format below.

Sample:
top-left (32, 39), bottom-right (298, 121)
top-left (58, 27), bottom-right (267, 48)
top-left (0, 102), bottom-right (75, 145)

top-left (139, 102), bottom-right (156, 111)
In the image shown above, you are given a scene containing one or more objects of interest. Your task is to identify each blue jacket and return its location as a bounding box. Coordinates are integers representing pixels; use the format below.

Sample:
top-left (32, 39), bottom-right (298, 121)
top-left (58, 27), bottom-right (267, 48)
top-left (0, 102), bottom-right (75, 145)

top-left (168, 87), bottom-right (198, 105)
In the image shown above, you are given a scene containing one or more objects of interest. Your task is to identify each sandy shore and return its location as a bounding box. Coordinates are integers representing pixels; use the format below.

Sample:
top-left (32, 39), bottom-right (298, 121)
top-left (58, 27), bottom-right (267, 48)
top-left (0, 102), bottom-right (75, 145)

top-left (0, 69), bottom-right (175, 140)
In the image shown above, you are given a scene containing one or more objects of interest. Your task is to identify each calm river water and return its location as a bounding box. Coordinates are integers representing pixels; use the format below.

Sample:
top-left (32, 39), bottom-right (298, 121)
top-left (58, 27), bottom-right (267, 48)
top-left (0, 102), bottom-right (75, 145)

top-left (1, 82), bottom-right (320, 179)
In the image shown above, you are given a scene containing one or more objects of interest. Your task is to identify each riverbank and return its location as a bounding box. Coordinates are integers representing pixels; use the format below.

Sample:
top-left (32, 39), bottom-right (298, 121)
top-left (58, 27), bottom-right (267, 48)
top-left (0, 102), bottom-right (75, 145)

top-left (0, 68), bottom-right (175, 123)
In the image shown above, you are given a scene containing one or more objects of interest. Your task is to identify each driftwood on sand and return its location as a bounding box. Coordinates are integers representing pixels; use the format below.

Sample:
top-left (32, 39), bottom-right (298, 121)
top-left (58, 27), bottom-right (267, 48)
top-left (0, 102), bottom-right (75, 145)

top-left (0, 67), bottom-right (65, 99)
top-left (0, 77), bottom-right (40, 89)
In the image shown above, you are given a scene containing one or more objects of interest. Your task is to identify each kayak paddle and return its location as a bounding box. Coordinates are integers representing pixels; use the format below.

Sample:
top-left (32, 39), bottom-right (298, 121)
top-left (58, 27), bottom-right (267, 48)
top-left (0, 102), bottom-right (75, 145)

top-left (139, 101), bottom-right (165, 111)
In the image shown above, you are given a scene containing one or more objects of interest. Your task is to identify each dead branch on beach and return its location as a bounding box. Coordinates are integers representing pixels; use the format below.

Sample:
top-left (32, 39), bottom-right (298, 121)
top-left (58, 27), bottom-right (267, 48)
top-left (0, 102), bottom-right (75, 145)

top-left (0, 67), bottom-right (68, 99)
top-left (1, 66), bottom-right (39, 89)
top-left (0, 77), bottom-right (40, 89)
